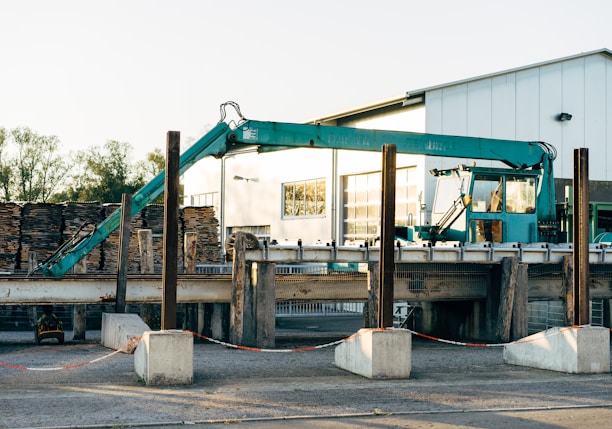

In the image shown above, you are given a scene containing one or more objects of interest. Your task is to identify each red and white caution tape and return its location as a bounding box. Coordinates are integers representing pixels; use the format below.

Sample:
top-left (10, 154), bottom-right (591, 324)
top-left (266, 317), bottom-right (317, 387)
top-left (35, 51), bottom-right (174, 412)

top-left (0, 336), bottom-right (142, 371)
top-left (188, 330), bottom-right (347, 352)
top-left (1, 325), bottom-right (608, 370)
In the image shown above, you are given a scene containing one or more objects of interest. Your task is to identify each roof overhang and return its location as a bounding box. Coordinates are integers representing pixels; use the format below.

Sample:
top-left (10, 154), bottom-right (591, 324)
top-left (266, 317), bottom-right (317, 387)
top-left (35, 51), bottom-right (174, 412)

top-left (306, 94), bottom-right (424, 126)
top-left (406, 48), bottom-right (612, 97)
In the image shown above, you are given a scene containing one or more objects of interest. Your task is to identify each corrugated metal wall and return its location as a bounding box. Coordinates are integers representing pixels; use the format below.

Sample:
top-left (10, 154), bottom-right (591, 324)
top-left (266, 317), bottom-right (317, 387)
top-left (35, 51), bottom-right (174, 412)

top-left (425, 53), bottom-right (612, 181)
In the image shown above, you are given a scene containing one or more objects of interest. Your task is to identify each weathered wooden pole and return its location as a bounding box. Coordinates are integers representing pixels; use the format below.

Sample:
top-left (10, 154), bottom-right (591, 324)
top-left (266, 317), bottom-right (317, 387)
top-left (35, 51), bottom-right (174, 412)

top-left (230, 232), bottom-right (249, 345)
top-left (573, 148), bottom-right (590, 325)
top-left (73, 257), bottom-right (88, 340)
top-left (184, 232), bottom-right (198, 273)
top-left (115, 193), bottom-right (132, 313)
top-left (365, 262), bottom-right (379, 328)
top-left (138, 229), bottom-right (155, 326)
top-left (562, 255), bottom-right (574, 325)
top-left (496, 256), bottom-right (518, 342)
top-left (162, 131), bottom-right (180, 330)
top-left (379, 144), bottom-right (396, 328)
top-left (511, 263), bottom-right (528, 340)
top-left (252, 261), bottom-right (276, 349)
top-left (184, 232), bottom-right (199, 332)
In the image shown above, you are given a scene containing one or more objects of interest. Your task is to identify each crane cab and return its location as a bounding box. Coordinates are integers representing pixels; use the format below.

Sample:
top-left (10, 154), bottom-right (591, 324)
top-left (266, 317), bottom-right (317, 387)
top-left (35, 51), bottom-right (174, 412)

top-left (421, 165), bottom-right (542, 244)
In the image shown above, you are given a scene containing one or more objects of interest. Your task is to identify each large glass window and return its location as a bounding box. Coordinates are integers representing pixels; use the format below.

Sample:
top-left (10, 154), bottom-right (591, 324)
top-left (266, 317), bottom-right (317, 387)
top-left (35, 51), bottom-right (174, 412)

top-left (506, 177), bottom-right (536, 214)
top-left (470, 175), bottom-right (536, 214)
top-left (342, 167), bottom-right (417, 244)
top-left (283, 178), bottom-right (325, 217)
top-left (471, 175), bottom-right (503, 213)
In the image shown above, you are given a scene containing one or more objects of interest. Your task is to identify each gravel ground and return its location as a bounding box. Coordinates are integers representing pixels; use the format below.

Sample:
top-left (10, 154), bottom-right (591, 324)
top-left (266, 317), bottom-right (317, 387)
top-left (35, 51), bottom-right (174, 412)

top-left (1, 325), bottom-right (611, 428)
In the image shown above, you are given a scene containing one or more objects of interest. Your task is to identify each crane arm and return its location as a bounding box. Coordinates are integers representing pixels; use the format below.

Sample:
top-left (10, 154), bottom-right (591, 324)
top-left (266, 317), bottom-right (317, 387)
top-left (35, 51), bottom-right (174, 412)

top-left (39, 122), bottom-right (232, 277)
top-left (228, 120), bottom-right (554, 169)
top-left (39, 115), bottom-right (556, 277)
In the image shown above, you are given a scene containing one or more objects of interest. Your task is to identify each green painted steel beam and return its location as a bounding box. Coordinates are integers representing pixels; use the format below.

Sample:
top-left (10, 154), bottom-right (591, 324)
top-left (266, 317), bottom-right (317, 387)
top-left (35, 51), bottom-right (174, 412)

top-left (230, 120), bottom-right (553, 169)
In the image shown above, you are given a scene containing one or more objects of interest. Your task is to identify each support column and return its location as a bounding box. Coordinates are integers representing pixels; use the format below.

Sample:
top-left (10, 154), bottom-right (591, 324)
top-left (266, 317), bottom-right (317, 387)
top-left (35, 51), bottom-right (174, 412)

top-left (73, 257), bottom-right (88, 340)
top-left (511, 263), bottom-right (528, 340)
top-left (203, 303), bottom-right (230, 341)
top-left (230, 232), bottom-right (275, 348)
top-left (379, 144), bottom-right (396, 328)
top-left (364, 262), bottom-right (379, 328)
top-left (230, 232), bottom-right (249, 345)
top-left (27, 253), bottom-right (38, 328)
top-left (496, 256), bottom-right (518, 342)
top-left (162, 130), bottom-right (180, 330)
top-left (562, 255), bottom-right (574, 326)
top-left (116, 193), bottom-right (132, 314)
top-left (184, 232), bottom-right (199, 333)
top-left (573, 148), bottom-right (590, 325)
top-left (253, 261), bottom-right (276, 349)
top-left (138, 229), bottom-right (156, 327)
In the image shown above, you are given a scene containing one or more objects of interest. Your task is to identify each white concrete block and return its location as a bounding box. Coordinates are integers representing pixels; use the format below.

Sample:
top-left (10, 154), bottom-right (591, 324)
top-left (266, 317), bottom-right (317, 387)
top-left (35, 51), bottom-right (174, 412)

top-left (134, 330), bottom-right (193, 386)
top-left (101, 313), bottom-right (151, 353)
top-left (334, 328), bottom-right (411, 379)
top-left (504, 326), bottom-right (610, 374)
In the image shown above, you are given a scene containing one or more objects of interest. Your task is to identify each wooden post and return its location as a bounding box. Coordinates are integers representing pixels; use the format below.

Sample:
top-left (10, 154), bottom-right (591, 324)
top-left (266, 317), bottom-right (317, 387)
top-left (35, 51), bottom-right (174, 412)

top-left (138, 229), bottom-right (156, 327)
top-left (138, 229), bottom-right (154, 274)
top-left (573, 148), bottom-right (590, 325)
top-left (204, 303), bottom-right (230, 341)
top-left (365, 262), bottom-right (379, 328)
top-left (116, 193), bottom-right (132, 314)
top-left (379, 144), bottom-right (396, 328)
top-left (27, 253), bottom-right (38, 327)
top-left (562, 255), bottom-right (574, 326)
top-left (253, 261), bottom-right (276, 349)
top-left (184, 232), bottom-right (198, 332)
top-left (496, 256), bottom-right (518, 342)
top-left (184, 232), bottom-right (198, 273)
top-left (511, 263), bottom-right (528, 340)
top-left (73, 257), bottom-right (88, 340)
top-left (162, 131), bottom-right (180, 330)
top-left (229, 239), bottom-right (275, 348)
top-left (230, 232), bottom-right (249, 345)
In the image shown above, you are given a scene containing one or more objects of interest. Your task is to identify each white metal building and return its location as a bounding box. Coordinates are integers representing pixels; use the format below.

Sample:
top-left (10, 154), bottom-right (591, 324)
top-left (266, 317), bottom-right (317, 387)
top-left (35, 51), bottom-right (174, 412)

top-left (183, 48), bottom-right (612, 253)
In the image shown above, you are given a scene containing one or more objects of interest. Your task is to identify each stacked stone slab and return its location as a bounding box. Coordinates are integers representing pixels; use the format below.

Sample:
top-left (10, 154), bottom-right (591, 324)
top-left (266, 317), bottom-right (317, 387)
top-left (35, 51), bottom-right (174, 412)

top-left (0, 203), bottom-right (21, 271)
top-left (182, 206), bottom-right (222, 265)
top-left (61, 202), bottom-right (105, 272)
top-left (0, 202), bottom-right (221, 274)
top-left (20, 203), bottom-right (63, 269)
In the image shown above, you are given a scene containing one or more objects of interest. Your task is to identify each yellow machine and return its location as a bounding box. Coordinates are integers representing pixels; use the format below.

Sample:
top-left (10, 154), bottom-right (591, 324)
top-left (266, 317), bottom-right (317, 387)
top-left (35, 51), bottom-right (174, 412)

top-left (35, 305), bottom-right (64, 344)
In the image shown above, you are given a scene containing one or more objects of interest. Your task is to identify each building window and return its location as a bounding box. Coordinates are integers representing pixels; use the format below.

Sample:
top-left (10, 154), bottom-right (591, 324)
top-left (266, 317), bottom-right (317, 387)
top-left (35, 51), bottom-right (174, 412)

top-left (283, 178), bottom-right (326, 217)
top-left (342, 167), bottom-right (418, 245)
top-left (189, 192), bottom-right (218, 212)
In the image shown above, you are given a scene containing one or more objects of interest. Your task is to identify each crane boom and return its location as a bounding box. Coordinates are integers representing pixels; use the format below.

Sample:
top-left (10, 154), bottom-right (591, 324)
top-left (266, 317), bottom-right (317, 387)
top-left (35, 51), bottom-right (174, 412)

top-left (38, 118), bottom-right (556, 277)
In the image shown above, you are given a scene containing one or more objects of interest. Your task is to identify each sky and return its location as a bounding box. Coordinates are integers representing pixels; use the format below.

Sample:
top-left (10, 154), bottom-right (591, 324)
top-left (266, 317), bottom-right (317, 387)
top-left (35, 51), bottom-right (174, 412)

top-left (1, 0), bottom-right (611, 161)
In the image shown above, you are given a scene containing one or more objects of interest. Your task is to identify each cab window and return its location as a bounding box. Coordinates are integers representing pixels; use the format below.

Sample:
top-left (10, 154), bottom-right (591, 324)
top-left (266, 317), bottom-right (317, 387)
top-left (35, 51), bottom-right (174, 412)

top-left (471, 175), bottom-right (502, 213)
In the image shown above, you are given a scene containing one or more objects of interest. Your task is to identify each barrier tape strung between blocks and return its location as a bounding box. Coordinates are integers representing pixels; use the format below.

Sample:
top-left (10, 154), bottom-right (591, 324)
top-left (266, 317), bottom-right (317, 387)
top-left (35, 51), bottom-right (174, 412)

top-left (0, 336), bottom-right (143, 371)
top-left (403, 325), bottom-right (600, 347)
top-left (0, 325), bottom-right (608, 371)
top-left (188, 330), bottom-right (348, 352)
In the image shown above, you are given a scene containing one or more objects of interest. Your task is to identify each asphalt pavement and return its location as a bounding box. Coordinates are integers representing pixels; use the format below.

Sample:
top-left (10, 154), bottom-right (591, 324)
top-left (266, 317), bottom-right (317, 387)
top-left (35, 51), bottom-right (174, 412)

top-left (1, 317), bottom-right (611, 428)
